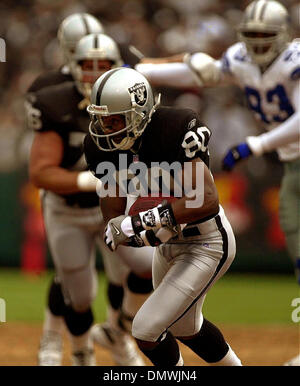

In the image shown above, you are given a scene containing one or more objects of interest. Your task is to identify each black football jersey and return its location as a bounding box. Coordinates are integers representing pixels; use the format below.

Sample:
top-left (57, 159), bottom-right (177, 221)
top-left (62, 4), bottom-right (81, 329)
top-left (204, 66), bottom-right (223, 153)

top-left (25, 67), bottom-right (73, 134)
top-left (28, 81), bottom-right (99, 208)
top-left (84, 106), bottom-right (210, 195)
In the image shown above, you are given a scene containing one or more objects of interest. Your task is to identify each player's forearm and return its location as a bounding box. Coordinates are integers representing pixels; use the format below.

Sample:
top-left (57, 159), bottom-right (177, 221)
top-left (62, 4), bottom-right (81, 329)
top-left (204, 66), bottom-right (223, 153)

top-left (171, 158), bottom-right (219, 224)
top-left (136, 62), bottom-right (198, 88)
top-left (246, 111), bottom-right (300, 156)
top-left (30, 166), bottom-right (82, 194)
top-left (139, 53), bottom-right (186, 64)
top-left (31, 166), bottom-right (100, 195)
top-left (171, 184), bottom-right (219, 225)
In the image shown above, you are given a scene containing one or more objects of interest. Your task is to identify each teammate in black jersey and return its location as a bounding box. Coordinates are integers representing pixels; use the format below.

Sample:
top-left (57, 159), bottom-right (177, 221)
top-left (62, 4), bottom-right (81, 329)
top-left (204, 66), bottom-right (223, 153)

top-left (84, 67), bottom-right (242, 366)
top-left (28, 25), bottom-right (146, 365)
top-left (25, 13), bottom-right (104, 366)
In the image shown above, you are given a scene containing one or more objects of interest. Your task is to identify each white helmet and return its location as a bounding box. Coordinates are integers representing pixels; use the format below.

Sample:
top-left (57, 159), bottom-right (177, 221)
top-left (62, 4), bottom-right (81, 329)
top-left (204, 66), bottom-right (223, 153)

top-left (72, 33), bottom-right (123, 99)
top-left (87, 68), bottom-right (161, 152)
top-left (57, 13), bottom-right (104, 65)
top-left (237, 0), bottom-right (290, 66)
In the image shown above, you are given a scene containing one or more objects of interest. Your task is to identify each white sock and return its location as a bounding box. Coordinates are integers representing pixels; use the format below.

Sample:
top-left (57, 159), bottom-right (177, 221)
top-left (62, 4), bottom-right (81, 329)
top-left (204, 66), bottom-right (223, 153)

top-left (70, 330), bottom-right (92, 353)
top-left (43, 308), bottom-right (64, 335)
top-left (211, 344), bottom-right (242, 366)
top-left (176, 352), bottom-right (184, 366)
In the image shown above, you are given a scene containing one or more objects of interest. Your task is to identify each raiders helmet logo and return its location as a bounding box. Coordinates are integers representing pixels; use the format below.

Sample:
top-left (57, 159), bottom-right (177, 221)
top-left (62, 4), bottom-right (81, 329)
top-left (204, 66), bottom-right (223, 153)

top-left (142, 210), bottom-right (156, 228)
top-left (128, 83), bottom-right (147, 106)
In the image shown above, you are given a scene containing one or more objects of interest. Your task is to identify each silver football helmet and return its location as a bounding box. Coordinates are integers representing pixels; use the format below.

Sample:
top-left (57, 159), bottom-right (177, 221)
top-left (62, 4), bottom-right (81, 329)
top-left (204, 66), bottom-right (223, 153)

top-left (72, 33), bottom-right (123, 99)
top-left (87, 68), bottom-right (161, 152)
top-left (237, 0), bottom-right (290, 66)
top-left (57, 13), bottom-right (104, 66)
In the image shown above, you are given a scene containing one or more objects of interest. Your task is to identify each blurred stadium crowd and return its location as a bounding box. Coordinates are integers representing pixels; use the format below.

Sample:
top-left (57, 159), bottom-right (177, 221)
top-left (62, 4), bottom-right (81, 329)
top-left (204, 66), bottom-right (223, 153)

top-left (0, 0), bottom-right (299, 173)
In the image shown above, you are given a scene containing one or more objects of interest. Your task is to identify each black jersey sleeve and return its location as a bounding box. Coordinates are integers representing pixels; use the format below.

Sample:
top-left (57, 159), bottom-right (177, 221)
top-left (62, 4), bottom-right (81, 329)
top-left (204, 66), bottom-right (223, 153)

top-left (25, 81), bottom-right (81, 134)
top-left (177, 111), bottom-right (211, 165)
top-left (25, 91), bottom-right (56, 133)
top-left (25, 70), bottom-right (72, 132)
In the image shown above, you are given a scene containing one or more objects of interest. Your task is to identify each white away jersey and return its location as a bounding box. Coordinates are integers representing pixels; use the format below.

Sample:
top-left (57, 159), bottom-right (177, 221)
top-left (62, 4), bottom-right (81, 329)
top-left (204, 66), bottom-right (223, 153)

top-left (220, 40), bottom-right (300, 161)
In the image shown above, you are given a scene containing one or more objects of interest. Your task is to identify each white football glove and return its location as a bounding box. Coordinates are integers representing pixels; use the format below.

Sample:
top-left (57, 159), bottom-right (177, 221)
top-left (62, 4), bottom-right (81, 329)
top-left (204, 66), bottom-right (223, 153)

top-left (184, 52), bottom-right (221, 87)
top-left (104, 215), bottom-right (130, 251)
top-left (76, 171), bottom-right (101, 192)
top-left (104, 205), bottom-right (186, 250)
top-left (246, 136), bottom-right (264, 157)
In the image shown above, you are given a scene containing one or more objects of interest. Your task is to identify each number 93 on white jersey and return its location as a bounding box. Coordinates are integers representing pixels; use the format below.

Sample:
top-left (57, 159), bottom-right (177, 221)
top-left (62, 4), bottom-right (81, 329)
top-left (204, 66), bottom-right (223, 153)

top-left (221, 40), bottom-right (300, 160)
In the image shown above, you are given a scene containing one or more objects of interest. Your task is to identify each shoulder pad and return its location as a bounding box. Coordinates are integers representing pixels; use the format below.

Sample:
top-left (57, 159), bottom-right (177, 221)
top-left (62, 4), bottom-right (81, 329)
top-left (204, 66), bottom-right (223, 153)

top-left (27, 82), bottom-right (79, 132)
top-left (221, 42), bottom-right (249, 74)
top-left (27, 69), bottom-right (72, 93)
top-left (35, 81), bottom-right (78, 116)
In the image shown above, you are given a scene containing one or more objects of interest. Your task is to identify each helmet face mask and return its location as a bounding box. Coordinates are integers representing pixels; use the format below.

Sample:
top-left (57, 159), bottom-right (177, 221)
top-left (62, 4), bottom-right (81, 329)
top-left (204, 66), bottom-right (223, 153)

top-left (90, 111), bottom-right (140, 151)
top-left (237, 0), bottom-right (290, 67)
top-left (72, 34), bottom-right (124, 100)
top-left (74, 59), bottom-right (114, 100)
top-left (87, 68), bottom-right (161, 152)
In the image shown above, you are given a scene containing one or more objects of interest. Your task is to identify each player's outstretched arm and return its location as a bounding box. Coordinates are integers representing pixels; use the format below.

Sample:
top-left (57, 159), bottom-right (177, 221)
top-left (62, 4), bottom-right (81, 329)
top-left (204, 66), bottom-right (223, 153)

top-left (246, 111), bottom-right (300, 156)
top-left (222, 80), bottom-right (300, 170)
top-left (222, 111), bottom-right (300, 171)
top-left (136, 52), bottom-right (222, 88)
top-left (246, 81), bottom-right (300, 156)
top-left (136, 62), bottom-right (199, 88)
top-left (139, 53), bottom-right (186, 64)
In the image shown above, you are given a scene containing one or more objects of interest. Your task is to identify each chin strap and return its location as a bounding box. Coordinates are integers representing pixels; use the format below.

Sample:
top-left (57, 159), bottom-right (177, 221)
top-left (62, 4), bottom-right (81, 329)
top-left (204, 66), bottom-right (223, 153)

top-left (78, 97), bottom-right (90, 110)
top-left (111, 136), bottom-right (136, 151)
top-left (149, 93), bottom-right (161, 121)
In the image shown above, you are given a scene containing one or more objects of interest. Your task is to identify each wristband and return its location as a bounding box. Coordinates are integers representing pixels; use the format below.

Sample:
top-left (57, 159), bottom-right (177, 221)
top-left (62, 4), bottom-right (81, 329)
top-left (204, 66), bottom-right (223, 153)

top-left (77, 171), bottom-right (100, 192)
top-left (131, 202), bottom-right (177, 234)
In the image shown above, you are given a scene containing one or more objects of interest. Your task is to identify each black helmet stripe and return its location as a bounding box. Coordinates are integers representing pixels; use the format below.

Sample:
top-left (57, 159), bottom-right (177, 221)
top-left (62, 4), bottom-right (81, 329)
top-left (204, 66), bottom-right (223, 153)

top-left (81, 14), bottom-right (90, 34)
top-left (94, 34), bottom-right (99, 49)
top-left (258, 1), bottom-right (267, 21)
top-left (250, 1), bottom-right (258, 19)
top-left (96, 68), bottom-right (121, 105)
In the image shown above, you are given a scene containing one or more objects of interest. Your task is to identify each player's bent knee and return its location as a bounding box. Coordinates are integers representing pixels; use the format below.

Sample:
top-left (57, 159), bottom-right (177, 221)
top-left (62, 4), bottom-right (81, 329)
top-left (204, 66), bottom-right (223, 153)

top-left (132, 310), bottom-right (165, 342)
top-left (71, 293), bottom-right (94, 313)
top-left (62, 269), bottom-right (97, 312)
top-left (69, 284), bottom-right (97, 313)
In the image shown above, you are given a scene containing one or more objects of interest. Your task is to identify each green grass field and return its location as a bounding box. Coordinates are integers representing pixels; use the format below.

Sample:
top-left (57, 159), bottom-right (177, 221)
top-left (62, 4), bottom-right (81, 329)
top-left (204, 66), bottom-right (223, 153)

top-left (0, 269), bottom-right (299, 325)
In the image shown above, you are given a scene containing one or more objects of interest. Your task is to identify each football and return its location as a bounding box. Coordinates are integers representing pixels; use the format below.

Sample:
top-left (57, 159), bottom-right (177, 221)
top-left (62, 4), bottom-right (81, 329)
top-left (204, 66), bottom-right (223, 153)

top-left (128, 195), bottom-right (178, 216)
